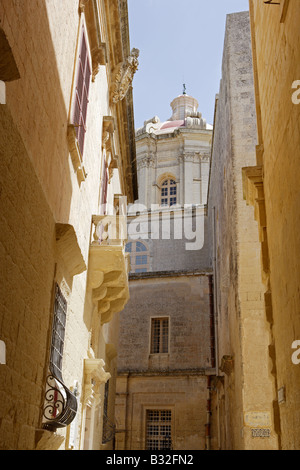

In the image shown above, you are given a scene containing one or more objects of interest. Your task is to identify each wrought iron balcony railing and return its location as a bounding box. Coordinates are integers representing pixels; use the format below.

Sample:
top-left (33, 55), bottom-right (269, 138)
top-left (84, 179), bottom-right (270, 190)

top-left (42, 371), bottom-right (78, 432)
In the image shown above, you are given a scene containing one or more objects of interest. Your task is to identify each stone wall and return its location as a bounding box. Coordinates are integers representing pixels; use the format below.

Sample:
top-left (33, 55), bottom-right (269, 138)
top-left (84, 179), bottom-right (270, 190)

top-left (246, 0), bottom-right (300, 450)
top-left (115, 374), bottom-right (212, 451)
top-left (116, 273), bottom-right (216, 450)
top-left (118, 274), bottom-right (213, 373)
top-left (207, 11), bottom-right (278, 450)
top-left (0, 105), bottom-right (56, 450)
top-left (0, 0), bottom-right (136, 450)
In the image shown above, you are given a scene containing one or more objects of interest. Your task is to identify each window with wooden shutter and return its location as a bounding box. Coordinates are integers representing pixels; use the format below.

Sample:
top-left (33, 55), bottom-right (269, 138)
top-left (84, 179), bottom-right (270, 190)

top-left (100, 160), bottom-right (109, 215)
top-left (73, 26), bottom-right (91, 157)
top-left (151, 318), bottom-right (169, 354)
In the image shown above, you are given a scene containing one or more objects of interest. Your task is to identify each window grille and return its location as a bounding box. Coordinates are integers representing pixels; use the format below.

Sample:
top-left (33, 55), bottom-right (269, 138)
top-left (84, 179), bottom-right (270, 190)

top-left (151, 318), bottom-right (169, 354)
top-left (146, 410), bottom-right (172, 450)
top-left (42, 284), bottom-right (77, 431)
top-left (50, 284), bottom-right (67, 381)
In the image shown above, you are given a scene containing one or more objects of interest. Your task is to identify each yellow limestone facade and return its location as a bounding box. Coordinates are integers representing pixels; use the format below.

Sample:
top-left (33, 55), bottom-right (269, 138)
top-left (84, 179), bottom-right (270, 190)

top-left (207, 11), bottom-right (278, 450)
top-left (0, 0), bottom-right (137, 450)
top-left (243, 0), bottom-right (300, 449)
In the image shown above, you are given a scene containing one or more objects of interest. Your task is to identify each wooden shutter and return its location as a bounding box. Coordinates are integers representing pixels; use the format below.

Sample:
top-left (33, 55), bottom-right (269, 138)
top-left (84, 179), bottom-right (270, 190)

top-left (100, 160), bottom-right (109, 215)
top-left (73, 27), bottom-right (91, 157)
top-left (151, 318), bottom-right (169, 354)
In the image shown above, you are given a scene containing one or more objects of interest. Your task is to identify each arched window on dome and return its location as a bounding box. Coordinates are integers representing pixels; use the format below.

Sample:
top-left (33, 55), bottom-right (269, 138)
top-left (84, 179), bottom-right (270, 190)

top-left (160, 179), bottom-right (177, 206)
top-left (125, 241), bottom-right (149, 273)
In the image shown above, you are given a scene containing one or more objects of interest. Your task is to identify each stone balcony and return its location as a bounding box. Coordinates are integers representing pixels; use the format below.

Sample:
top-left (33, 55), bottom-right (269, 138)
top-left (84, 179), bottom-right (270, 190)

top-left (88, 212), bottom-right (130, 325)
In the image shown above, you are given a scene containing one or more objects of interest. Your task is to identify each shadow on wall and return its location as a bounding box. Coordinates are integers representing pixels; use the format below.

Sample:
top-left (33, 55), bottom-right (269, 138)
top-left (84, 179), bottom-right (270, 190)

top-left (1, 0), bottom-right (75, 223)
top-left (0, 0), bottom-right (77, 449)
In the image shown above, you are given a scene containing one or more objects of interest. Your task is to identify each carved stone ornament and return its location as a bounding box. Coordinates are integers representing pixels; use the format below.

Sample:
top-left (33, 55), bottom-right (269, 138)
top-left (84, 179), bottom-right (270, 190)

top-left (83, 358), bottom-right (111, 408)
top-left (111, 48), bottom-right (140, 104)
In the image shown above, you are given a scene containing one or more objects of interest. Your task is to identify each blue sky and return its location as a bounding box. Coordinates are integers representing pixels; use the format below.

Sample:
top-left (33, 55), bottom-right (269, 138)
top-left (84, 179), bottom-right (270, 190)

top-left (128, 0), bottom-right (250, 129)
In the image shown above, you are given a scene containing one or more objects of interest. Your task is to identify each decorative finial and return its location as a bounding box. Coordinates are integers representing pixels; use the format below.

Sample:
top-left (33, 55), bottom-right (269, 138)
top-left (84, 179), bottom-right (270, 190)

top-left (183, 83), bottom-right (187, 95)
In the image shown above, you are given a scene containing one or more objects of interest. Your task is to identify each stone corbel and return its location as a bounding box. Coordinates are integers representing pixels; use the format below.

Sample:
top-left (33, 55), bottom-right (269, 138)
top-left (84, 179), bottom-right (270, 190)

top-left (55, 223), bottom-right (87, 277)
top-left (102, 116), bottom-right (115, 152)
top-left (110, 49), bottom-right (140, 104)
top-left (102, 116), bottom-right (118, 181)
top-left (83, 358), bottom-right (111, 408)
top-left (67, 125), bottom-right (87, 185)
top-left (220, 355), bottom-right (234, 376)
top-left (91, 44), bottom-right (107, 82)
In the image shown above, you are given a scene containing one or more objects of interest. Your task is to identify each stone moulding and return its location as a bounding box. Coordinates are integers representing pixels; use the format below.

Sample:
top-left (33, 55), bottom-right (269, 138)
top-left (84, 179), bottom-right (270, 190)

top-left (67, 124), bottom-right (87, 185)
top-left (83, 358), bottom-right (111, 408)
top-left (55, 223), bottom-right (87, 277)
top-left (242, 164), bottom-right (270, 276)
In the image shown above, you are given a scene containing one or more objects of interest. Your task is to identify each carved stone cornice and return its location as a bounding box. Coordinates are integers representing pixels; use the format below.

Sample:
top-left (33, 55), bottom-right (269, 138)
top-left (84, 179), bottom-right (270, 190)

top-left (110, 48), bottom-right (139, 104)
top-left (137, 154), bottom-right (155, 170)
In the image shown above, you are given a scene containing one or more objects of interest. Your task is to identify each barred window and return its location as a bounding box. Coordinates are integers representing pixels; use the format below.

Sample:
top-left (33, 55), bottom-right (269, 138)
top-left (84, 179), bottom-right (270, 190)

top-left (161, 179), bottom-right (177, 206)
top-left (50, 284), bottom-right (67, 381)
top-left (146, 410), bottom-right (172, 450)
top-left (151, 318), bottom-right (169, 354)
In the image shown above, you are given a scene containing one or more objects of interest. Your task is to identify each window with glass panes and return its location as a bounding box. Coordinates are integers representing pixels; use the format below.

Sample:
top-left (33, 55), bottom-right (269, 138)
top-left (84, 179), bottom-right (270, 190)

top-left (146, 410), bottom-right (172, 450)
top-left (151, 318), bottom-right (169, 354)
top-left (161, 179), bottom-right (177, 206)
top-left (125, 241), bottom-right (149, 273)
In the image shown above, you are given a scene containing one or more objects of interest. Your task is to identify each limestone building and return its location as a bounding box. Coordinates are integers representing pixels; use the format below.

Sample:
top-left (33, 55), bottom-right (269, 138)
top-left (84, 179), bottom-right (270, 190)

top-left (115, 93), bottom-right (217, 450)
top-left (243, 0), bottom-right (300, 449)
top-left (207, 11), bottom-right (279, 450)
top-left (0, 0), bottom-right (137, 450)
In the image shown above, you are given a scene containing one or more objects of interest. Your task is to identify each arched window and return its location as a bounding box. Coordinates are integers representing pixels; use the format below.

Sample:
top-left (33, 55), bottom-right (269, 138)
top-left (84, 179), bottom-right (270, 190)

top-left (160, 179), bottom-right (177, 206)
top-left (125, 241), bottom-right (149, 273)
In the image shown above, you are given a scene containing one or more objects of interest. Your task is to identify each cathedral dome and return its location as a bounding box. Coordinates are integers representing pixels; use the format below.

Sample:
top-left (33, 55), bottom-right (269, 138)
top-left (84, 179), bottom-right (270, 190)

top-left (136, 90), bottom-right (212, 136)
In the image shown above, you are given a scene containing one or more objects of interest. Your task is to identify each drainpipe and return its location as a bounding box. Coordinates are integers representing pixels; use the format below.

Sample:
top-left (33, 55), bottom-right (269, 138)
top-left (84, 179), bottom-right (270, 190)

top-left (205, 375), bottom-right (212, 450)
top-left (212, 206), bottom-right (222, 450)
top-left (209, 275), bottom-right (216, 369)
